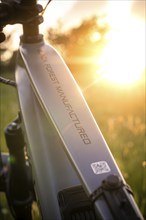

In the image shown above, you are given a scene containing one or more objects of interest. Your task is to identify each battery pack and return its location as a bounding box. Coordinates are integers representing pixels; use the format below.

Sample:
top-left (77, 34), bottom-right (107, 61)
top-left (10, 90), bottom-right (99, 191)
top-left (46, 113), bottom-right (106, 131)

top-left (58, 185), bottom-right (96, 220)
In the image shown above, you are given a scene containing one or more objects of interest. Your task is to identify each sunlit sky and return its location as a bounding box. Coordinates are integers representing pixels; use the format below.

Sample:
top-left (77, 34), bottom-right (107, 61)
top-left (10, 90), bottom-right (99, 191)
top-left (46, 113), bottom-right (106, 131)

top-left (2, 0), bottom-right (146, 86)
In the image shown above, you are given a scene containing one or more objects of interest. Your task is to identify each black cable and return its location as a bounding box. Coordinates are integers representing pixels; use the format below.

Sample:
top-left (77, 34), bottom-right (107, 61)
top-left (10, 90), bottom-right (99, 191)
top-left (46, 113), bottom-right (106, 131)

top-left (41, 0), bottom-right (53, 16)
top-left (0, 76), bottom-right (16, 87)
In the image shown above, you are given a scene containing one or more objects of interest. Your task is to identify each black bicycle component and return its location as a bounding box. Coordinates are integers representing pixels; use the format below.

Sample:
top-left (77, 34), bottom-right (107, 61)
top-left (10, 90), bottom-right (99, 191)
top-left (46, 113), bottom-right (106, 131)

top-left (0, 0), bottom-right (43, 25)
top-left (4, 117), bottom-right (33, 220)
top-left (0, 31), bottom-right (6, 43)
top-left (90, 175), bottom-right (143, 220)
top-left (20, 0), bottom-right (43, 43)
top-left (0, 0), bottom-right (43, 43)
top-left (0, 1), bottom-right (13, 25)
top-left (0, 153), bottom-right (9, 192)
top-left (58, 185), bottom-right (97, 220)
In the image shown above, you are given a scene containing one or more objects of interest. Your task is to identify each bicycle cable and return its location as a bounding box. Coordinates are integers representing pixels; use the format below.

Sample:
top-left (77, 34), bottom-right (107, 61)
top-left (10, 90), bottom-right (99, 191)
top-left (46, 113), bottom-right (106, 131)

top-left (41, 0), bottom-right (53, 16)
top-left (0, 76), bottom-right (16, 87)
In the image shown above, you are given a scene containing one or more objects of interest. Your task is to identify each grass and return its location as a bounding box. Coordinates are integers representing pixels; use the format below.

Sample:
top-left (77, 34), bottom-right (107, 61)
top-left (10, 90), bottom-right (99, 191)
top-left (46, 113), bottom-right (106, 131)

top-left (0, 72), bottom-right (19, 152)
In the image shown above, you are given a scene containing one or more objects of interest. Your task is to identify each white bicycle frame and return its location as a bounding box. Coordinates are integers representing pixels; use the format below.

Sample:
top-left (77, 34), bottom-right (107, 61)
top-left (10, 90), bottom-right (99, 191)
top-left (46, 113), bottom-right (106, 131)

top-left (15, 40), bottom-right (143, 220)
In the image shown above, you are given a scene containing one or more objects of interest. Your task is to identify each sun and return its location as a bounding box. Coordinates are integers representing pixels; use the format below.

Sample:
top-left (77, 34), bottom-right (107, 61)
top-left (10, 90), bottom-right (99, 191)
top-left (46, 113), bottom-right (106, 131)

top-left (96, 1), bottom-right (145, 86)
top-left (38, 0), bottom-right (76, 32)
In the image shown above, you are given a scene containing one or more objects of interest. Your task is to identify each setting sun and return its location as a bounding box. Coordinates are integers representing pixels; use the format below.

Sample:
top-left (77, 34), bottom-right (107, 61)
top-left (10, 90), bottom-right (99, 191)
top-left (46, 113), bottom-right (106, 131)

top-left (96, 1), bottom-right (145, 86)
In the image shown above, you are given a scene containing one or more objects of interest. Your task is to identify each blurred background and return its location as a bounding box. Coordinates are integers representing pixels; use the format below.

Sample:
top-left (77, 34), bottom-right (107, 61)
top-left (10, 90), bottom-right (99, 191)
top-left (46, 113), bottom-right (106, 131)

top-left (0, 0), bottom-right (145, 219)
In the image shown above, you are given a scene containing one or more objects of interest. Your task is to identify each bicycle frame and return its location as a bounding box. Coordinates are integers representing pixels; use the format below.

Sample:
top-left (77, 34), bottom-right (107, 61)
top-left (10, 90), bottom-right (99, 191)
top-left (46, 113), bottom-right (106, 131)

top-left (15, 33), bottom-right (144, 220)
top-left (0, 0), bottom-right (144, 219)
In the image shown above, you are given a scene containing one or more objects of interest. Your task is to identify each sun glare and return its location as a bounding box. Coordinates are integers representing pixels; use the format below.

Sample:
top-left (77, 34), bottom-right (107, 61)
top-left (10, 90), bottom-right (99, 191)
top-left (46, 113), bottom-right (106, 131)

top-left (96, 1), bottom-right (145, 86)
top-left (90, 32), bottom-right (101, 42)
top-left (39, 0), bottom-right (76, 32)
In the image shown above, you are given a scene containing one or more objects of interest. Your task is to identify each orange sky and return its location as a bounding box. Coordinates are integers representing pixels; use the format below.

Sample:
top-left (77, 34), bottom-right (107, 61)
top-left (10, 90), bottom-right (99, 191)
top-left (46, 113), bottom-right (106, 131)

top-left (40, 0), bottom-right (145, 31)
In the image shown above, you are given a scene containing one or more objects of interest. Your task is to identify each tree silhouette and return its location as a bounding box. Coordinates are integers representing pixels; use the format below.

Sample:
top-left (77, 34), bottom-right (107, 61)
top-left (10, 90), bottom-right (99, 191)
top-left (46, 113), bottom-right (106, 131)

top-left (46, 16), bottom-right (109, 59)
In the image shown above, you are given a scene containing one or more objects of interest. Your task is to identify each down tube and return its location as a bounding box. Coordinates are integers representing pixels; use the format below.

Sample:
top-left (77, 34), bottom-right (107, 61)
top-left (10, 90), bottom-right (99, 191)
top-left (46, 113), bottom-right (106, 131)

top-left (15, 63), bottom-right (80, 219)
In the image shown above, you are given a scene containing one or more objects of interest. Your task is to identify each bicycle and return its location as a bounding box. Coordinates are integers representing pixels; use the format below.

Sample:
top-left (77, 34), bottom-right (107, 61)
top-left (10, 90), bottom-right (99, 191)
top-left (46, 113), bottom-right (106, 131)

top-left (0, 0), bottom-right (144, 219)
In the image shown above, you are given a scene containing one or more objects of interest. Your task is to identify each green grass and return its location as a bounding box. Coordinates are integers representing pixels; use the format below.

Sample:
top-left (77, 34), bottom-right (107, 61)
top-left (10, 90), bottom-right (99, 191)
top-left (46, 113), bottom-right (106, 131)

top-left (0, 193), bottom-right (13, 220)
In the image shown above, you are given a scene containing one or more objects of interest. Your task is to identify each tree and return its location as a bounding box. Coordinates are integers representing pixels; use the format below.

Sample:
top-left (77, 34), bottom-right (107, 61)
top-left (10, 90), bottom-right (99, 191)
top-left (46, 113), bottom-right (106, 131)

top-left (46, 16), bottom-right (109, 59)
